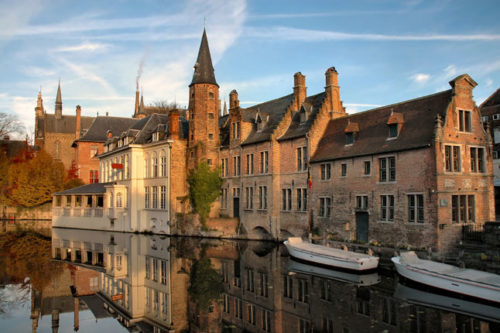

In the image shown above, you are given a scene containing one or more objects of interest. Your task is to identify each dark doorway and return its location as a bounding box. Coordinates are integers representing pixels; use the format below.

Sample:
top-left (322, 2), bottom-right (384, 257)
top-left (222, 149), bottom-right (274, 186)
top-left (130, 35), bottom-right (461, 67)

top-left (356, 212), bottom-right (369, 243)
top-left (233, 197), bottom-right (240, 218)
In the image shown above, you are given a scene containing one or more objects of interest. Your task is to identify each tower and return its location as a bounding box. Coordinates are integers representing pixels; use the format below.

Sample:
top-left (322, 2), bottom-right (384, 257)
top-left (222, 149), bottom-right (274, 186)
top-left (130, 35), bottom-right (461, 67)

top-left (55, 81), bottom-right (62, 119)
top-left (34, 90), bottom-right (45, 144)
top-left (187, 29), bottom-right (220, 169)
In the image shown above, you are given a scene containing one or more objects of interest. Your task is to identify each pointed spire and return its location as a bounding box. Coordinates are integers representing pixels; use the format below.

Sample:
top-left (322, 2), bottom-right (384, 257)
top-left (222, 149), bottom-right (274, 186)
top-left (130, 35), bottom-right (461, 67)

top-left (55, 80), bottom-right (62, 119)
top-left (223, 100), bottom-right (227, 115)
top-left (190, 29), bottom-right (218, 87)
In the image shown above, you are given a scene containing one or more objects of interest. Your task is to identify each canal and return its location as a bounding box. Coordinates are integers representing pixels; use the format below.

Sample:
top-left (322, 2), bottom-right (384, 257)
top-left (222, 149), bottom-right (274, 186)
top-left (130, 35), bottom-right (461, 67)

top-left (0, 227), bottom-right (498, 332)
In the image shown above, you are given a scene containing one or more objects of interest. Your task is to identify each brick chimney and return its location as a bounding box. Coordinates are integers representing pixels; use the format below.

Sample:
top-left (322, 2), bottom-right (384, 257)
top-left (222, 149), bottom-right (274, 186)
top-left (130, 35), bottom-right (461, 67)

top-left (168, 109), bottom-right (180, 139)
top-left (293, 72), bottom-right (306, 110)
top-left (229, 90), bottom-right (239, 109)
top-left (75, 105), bottom-right (81, 139)
top-left (324, 67), bottom-right (344, 114)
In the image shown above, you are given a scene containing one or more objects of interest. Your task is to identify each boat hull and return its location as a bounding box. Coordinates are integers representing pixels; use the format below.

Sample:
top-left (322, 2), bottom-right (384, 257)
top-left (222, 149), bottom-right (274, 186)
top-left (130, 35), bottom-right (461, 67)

top-left (284, 241), bottom-right (379, 271)
top-left (392, 256), bottom-right (500, 304)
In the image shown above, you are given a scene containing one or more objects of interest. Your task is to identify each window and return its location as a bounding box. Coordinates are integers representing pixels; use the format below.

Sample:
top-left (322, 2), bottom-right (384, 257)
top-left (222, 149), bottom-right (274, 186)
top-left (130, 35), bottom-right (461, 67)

top-left (260, 151), bottom-right (268, 173)
top-left (297, 279), bottom-right (309, 303)
top-left (207, 159), bottom-right (212, 166)
top-left (282, 188), bottom-right (292, 211)
top-left (233, 156), bottom-right (241, 176)
top-left (341, 163), bottom-right (347, 177)
top-left (245, 187), bottom-right (253, 209)
top-left (470, 147), bottom-right (485, 172)
top-left (246, 268), bottom-right (255, 292)
top-left (299, 319), bottom-right (311, 333)
top-left (152, 154), bottom-right (158, 178)
top-left (160, 186), bottom-right (166, 210)
top-left (323, 317), bottom-right (334, 333)
top-left (145, 156), bottom-right (150, 178)
top-left (321, 163), bottom-right (331, 180)
top-left (152, 259), bottom-right (158, 282)
top-left (296, 188), bottom-right (307, 211)
top-left (458, 110), bottom-right (472, 132)
top-left (145, 257), bottom-right (150, 279)
top-left (208, 112), bottom-right (214, 119)
top-left (209, 91), bottom-right (214, 99)
top-left (221, 158), bottom-right (228, 177)
top-left (363, 161), bottom-right (371, 175)
top-left (116, 193), bottom-right (122, 208)
top-left (232, 121), bottom-right (240, 139)
top-left (160, 154), bottom-right (167, 177)
top-left (445, 145), bottom-right (461, 172)
top-left (388, 124), bottom-right (398, 138)
top-left (262, 310), bottom-right (271, 332)
top-left (319, 197), bottom-right (332, 217)
top-left (297, 146), bottom-right (308, 171)
top-left (379, 156), bottom-right (396, 182)
top-left (234, 298), bottom-right (243, 319)
top-left (145, 187), bottom-right (150, 208)
top-left (346, 132), bottom-right (354, 144)
top-left (246, 154), bottom-right (254, 175)
top-left (90, 170), bottom-right (99, 183)
top-left (208, 133), bottom-right (213, 140)
top-left (259, 186), bottom-right (267, 210)
top-left (223, 294), bottom-right (230, 313)
top-left (221, 188), bottom-right (228, 209)
top-left (356, 195), bottom-right (368, 210)
top-left (408, 194), bottom-right (424, 223)
top-left (247, 304), bottom-right (256, 325)
top-left (452, 195), bottom-right (475, 223)
top-left (380, 195), bottom-right (394, 222)
top-left (90, 146), bottom-right (98, 158)
top-left (259, 272), bottom-right (268, 297)
top-left (152, 186), bottom-right (158, 209)
top-left (161, 260), bottom-right (167, 284)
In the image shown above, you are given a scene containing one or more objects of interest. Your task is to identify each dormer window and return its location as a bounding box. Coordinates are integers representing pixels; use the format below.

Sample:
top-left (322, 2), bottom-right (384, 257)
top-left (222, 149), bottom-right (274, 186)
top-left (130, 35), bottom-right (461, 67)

top-left (232, 121), bottom-right (240, 139)
top-left (387, 111), bottom-right (404, 139)
top-left (346, 132), bottom-right (354, 145)
top-left (257, 117), bottom-right (263, 132)
top-left (152, 132), bottom-right (159, 142)
top-left (124, 137), bottom-right (128, 145)
top-left (388, 124), bottom-right (398, 138)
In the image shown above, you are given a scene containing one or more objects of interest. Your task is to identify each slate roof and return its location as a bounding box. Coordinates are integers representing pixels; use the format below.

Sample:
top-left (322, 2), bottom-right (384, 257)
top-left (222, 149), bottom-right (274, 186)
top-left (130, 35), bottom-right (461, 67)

top-left (311, 89), bottom-right (453, 163)
top-left (190, 29), bottom-right (218, 87)
top-left (0, 140), bottom-right (29, 158)
top-left (131, 113), bottom-right (170, 144)
top-left (480, 88), bottom-right (500, 116)
top-left (53, 182), bottom-right (113, 195)
top-left (42, 114), bottom-right (94, 134)
top-left (278, 92), bottom-right (326, 141)
top-left (241, 94), bottom-right (295, 146)
top-left (75, 116), bottom-right (138, 143)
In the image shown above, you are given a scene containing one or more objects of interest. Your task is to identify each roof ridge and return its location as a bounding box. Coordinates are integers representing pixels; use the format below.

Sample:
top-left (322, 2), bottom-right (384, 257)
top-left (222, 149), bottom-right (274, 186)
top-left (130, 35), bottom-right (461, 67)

top-left (244, 93), bottom-right (294, 110)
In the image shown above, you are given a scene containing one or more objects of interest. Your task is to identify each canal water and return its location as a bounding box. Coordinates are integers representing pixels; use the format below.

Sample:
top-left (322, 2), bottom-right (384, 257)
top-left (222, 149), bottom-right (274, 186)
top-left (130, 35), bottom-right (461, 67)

top-left (0, 228), bottom-right (498, 332)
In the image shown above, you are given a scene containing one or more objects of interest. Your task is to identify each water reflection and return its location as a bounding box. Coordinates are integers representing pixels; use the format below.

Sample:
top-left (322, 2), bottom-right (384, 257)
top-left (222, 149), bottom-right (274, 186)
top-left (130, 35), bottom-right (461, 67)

top-left (2, 229), bottom-right (499, 332)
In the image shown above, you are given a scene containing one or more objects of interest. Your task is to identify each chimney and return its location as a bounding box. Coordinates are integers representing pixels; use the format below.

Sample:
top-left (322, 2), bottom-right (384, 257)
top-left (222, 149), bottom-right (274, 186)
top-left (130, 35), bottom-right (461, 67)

top-left (134, 88), bottom-right (140, 117)
top-left (168, 109), bottom-right (180, 139)
top-left (324, 67), bottom-right (343, 113)
top-left (293, 72), bottom-right (306, 110)
top-left (229, 90), bottom-right (239, 109)
top-left (75, 105), bottom-right (81, 139)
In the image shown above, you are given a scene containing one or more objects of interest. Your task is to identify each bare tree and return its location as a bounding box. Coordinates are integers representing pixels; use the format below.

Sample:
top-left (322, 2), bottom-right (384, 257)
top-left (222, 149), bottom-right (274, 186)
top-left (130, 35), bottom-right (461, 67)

top-left (0, 112), bottom-right (25, 138)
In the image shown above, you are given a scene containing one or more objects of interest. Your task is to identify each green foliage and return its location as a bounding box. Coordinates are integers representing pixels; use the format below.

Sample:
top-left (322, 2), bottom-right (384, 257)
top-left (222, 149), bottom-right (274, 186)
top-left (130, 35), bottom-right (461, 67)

top-left (187, 162), bottom-right (222, 226)
top-left (188, 256), bottom-right (223, 312)
top-left (7, 150), bottom-right (66, 207)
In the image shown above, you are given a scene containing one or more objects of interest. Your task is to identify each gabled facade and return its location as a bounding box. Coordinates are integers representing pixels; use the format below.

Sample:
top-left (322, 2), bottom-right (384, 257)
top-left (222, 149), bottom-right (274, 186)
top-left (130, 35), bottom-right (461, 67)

top-left (310, 74), bottom-right (494, 251)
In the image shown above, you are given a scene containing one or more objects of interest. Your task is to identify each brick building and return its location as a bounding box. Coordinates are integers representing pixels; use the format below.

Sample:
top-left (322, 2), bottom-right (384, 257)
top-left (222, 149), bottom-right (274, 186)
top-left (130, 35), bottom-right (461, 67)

top-left (310, 74), bottom-right (494, 251)
top-left (34, 83), bottom-right (95, 170)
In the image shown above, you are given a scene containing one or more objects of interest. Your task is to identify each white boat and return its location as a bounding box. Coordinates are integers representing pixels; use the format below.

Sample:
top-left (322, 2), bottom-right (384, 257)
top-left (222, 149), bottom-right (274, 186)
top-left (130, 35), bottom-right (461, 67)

top-left (392, 251), bottom-right (500, 304)
top-left (394, 283), bottom-right (500, 323)
top-left (283, 237), bottom-right (379, 271)
top-left (287, 259), bottom-right (380, 286)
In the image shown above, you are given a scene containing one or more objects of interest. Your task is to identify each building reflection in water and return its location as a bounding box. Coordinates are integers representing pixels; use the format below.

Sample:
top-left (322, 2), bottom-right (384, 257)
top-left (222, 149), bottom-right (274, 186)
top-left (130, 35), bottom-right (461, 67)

top-left (48, 228), bottom-right (499, 333)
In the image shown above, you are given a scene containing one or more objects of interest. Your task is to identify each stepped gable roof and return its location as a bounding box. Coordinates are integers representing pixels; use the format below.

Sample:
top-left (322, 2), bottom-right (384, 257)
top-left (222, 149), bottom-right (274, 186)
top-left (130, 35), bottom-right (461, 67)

top-left (54, 182), bottom-right (113, 195)
top-left (75, 116), bottom-right (138, 143)
top-left (43, 114), bottom-right (94, 134)
top-left (278, 92), bottom-right (326, 141)
top-left (311, 89), bottom-right (453, 163)
top-left (190, 29), bottom-right (218, 87)
top-left (241, 94), bottom-right (295, 146)
top-left (480, 88), bottom-right (500, 115)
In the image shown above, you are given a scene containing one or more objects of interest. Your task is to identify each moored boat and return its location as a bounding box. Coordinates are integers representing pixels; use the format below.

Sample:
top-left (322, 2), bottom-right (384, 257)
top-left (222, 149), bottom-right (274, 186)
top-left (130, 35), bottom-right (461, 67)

top-left (283, 237), bottom-right (379, 271)
top-left (391, 251), bottom-right (500, 304)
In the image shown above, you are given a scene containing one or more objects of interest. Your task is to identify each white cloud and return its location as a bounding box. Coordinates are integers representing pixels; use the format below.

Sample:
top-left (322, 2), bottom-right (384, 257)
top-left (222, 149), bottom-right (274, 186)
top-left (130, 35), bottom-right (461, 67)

top-left (246, 26), bottom-right (500, 42)
top-left (411, 73), bottom-right (431, 84)
top-left (22, 66), bottom-right (56, 77)
top-left (56, 42), bottom-right (110, 53)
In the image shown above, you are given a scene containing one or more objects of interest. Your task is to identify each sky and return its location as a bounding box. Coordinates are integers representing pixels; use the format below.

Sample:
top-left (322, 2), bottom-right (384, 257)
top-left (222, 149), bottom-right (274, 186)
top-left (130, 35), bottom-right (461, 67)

top-left (0, 0), bottom-right (499, 139)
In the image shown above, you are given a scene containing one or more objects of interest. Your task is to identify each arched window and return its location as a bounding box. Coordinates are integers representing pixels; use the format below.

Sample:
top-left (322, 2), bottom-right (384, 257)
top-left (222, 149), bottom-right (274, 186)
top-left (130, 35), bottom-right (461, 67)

top-left (152, 153), bottom-right (158, 178)
top-left (160, 151), bottom-right (167, 177)
top-left (116, 192), bottom-right (122, 208)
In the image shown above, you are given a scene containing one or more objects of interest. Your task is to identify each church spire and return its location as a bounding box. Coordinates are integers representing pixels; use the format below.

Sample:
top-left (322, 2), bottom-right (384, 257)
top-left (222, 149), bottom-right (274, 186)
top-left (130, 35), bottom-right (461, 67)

top-left (35, 89), bottom-right (44, 117)
top-left (190, 28), bottom-right (218, 87)
top-left (55, 80), bottom-right (62, 119)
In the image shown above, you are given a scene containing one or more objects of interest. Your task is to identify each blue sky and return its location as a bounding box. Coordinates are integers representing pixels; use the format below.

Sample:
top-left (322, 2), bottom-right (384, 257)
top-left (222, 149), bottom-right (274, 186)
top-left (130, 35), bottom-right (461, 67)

top-left (0, 0), bottom-right (499, 138)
